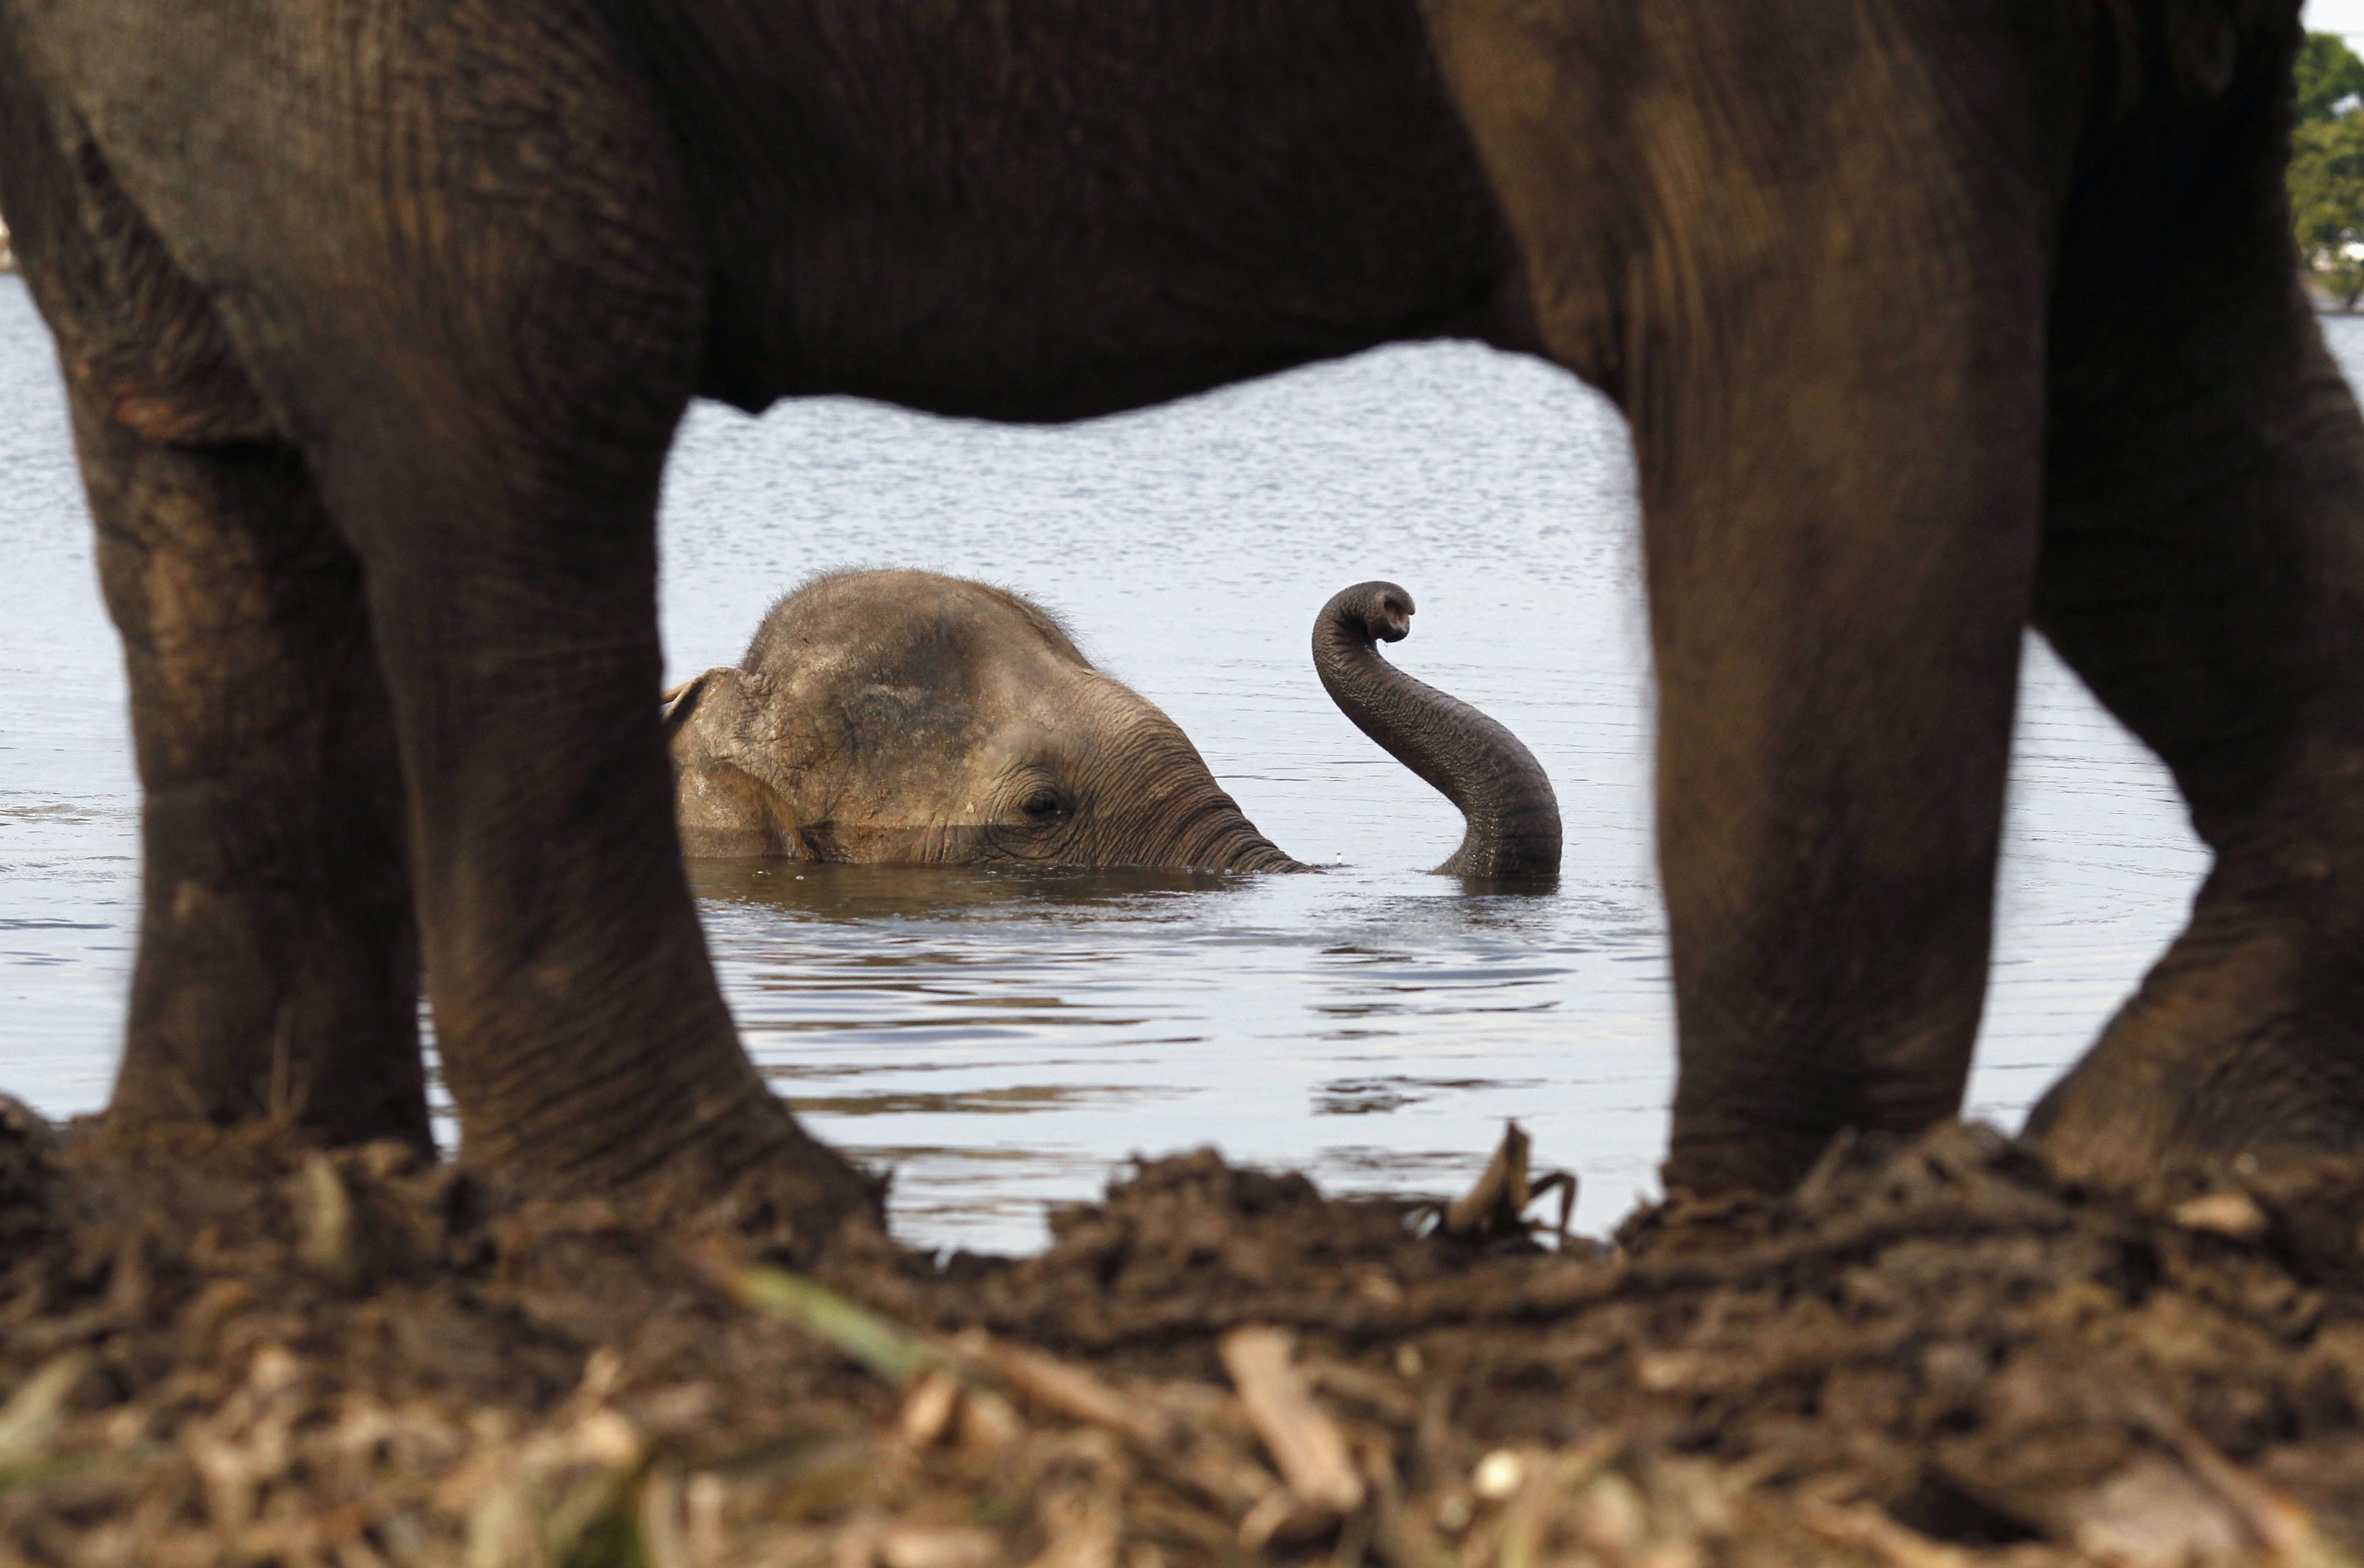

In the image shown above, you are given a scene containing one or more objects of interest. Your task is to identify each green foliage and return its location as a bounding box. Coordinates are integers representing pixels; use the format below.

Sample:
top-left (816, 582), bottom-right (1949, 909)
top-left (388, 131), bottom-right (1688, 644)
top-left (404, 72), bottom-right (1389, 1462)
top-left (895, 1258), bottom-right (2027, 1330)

top-left (727, 1262), bottom-right (942, 1382)
top-left (2294, 34), bottom-right (2364, 309)
top-left (2298, 31), bottom-right (2364, 124)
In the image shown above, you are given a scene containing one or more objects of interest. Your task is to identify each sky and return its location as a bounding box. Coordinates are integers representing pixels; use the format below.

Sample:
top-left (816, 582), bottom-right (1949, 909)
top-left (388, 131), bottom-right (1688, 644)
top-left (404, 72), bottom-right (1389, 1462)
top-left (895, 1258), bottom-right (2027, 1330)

top-left (2311, 0), bottom-right (2364, 39)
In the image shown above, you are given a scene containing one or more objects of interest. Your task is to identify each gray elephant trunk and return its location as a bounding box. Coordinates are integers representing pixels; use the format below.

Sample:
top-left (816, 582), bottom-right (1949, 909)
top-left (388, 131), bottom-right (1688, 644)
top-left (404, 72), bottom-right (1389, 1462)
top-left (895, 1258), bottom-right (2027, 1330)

top-left (1312, 581), bottom-right (1561, 878)
top-left (1152, 791), bottom-right (1306, 872)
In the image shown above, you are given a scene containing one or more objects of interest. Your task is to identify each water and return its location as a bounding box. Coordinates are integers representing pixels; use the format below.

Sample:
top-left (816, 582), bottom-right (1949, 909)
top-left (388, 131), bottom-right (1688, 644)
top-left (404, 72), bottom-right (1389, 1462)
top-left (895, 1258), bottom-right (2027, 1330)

top-left (1, 271), bottom-right (2258, 1251)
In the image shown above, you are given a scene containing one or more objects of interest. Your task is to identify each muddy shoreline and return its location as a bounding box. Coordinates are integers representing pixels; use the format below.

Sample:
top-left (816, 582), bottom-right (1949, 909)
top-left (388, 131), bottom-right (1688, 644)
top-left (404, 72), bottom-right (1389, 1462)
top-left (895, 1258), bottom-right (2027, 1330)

top-left (4, 1102), bottom-right (2363, 1567)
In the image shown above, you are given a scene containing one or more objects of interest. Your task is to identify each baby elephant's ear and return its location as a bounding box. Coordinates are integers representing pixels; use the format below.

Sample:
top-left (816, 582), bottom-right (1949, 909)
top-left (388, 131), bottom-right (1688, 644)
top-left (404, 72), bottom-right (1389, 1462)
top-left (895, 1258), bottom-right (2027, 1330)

top-left (663, 667), bottom-right (762, 737)
top-left (661, 667), bottom-right (772, 762)
top-left (665, 669), bottom-right (788, 857)
top-left (661, 670), bottom-right (720, 742)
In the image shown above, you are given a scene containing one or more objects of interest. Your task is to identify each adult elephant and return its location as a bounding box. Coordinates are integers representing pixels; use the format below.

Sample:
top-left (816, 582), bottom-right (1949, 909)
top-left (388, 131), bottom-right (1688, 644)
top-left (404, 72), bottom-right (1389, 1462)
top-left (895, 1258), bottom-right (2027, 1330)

top-left (664, 570), bottom-right (1561, 877)
top-left (0, 0), bottom-right (2348, 1234)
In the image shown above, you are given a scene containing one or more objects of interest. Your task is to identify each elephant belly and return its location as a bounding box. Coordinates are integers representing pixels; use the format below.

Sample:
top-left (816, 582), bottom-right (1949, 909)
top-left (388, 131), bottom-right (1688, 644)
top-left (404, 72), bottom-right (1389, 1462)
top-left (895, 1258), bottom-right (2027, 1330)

top-left (612, 0), bottom-right (1531, 419)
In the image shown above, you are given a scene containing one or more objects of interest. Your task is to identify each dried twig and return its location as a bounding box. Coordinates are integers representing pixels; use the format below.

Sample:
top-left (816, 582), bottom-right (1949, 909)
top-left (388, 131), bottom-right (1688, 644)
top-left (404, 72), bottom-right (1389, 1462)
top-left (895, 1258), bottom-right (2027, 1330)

top-left (955, 1333), bottom-right (1170, 1451)
top-left (1220, 1327), bottom-right (1365, 1520)
top-left (1435, 1123), bottom-right (1576, 1245)
top-left (0, 1353), bottom-right (90, 1483)
top-left (2124, 1398), bottom-right (2360, 1568)
top-left (1797, 1498), bottom-right (1979, 1568)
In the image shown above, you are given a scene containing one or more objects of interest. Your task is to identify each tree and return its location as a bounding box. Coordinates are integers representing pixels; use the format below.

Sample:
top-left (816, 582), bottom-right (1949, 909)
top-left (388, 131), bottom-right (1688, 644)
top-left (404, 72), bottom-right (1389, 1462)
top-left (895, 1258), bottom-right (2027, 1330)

top-left (2293, 33), bottom-right (2364, 309)
top-left (2297, 31), bottom-right (2364, 124)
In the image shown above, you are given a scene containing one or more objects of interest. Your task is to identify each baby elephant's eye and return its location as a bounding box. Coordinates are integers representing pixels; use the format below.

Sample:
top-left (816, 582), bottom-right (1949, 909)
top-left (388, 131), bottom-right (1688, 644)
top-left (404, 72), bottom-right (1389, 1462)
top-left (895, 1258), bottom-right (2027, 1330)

top-left (1022, 789), bottom-right (1067, 822)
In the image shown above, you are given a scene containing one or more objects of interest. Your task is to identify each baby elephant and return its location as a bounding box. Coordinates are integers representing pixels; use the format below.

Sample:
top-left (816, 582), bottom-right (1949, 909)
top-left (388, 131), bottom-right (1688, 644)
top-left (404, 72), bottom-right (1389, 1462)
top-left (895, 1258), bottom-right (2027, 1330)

top-left (663, 569), bottom-right (1559, 876)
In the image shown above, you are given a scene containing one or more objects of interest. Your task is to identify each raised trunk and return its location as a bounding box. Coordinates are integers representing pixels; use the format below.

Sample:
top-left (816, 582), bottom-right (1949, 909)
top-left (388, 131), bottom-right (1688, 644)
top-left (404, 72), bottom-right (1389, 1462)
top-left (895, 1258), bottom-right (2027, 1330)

top-left (1312, 582), bottom-right (1561, 878)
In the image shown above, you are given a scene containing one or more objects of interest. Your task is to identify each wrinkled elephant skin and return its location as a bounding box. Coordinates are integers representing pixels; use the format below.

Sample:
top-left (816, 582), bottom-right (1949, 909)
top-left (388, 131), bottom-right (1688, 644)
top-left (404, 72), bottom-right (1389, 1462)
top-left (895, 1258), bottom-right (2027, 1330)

top-left (0, 0), bottom-right (2355, 1234)
top-left (662, 570), bottom-right (1300, 871)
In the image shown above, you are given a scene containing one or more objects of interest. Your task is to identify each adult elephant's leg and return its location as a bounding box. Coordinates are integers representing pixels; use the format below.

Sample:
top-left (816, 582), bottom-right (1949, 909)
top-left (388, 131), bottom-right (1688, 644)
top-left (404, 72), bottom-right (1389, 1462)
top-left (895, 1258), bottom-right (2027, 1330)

top-left (307, 344), bottom-right (872, 1228)
top-left (1, 63), bottom-right (428, 1149)
top-left (1640, 291), bottom-right (2046, 1195)
top-left (275, 205), bottom-right (869, 1237)
top-left (380, 470), bottom-right (834, 1210)
top-left (1426, 3), bottom-right (2050, 1193)
top-left (2023, 32), bottom-right (2364, 1181)
top-left (76, 394), bottom-right (428, 1149)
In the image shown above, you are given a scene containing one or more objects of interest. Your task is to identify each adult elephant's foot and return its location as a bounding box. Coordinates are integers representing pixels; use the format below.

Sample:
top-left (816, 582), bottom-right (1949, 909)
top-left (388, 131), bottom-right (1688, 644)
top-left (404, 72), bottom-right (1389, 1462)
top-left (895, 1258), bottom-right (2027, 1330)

top-left (2026, 911), bottom-right (2364, 1188)
top-left (444, 990), bottom-right (888, 1258)
top-left (603, 1091), bottom-right (888, 1257)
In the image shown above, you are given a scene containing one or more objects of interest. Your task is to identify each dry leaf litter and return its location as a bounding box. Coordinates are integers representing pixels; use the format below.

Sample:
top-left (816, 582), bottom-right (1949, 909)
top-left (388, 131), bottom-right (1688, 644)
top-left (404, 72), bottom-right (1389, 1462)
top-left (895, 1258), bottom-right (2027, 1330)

top-left (5, 1092), bottom-right (2364, 1568)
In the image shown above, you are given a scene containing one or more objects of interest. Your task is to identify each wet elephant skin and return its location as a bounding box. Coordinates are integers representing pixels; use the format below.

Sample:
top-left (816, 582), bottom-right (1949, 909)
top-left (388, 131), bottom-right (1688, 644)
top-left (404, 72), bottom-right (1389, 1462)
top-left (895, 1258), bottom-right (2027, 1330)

top-left (663, 571), bottom-right (1302, 872)
top-left (0, 0), bottom-right (2355, 1239)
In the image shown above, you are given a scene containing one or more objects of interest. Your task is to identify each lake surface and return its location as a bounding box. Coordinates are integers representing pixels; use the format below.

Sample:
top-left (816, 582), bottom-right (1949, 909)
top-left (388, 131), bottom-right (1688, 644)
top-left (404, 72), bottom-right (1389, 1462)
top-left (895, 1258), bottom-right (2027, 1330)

top-left (2, 272), bottom-right (2271, 1251)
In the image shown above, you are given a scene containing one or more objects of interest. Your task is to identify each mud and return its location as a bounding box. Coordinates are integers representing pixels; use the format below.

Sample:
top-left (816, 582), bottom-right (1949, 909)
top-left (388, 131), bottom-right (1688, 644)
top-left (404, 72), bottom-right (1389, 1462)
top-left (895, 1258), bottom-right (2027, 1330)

top-left (4, 1098), bottom-right (2364, 1568)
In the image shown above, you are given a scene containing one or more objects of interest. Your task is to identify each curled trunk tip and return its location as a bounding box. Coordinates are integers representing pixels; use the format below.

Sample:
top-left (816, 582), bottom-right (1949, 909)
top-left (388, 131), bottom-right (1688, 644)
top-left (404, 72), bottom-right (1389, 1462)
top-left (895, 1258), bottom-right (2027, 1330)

top-left (1327, 581), bottom-right (1416, 645)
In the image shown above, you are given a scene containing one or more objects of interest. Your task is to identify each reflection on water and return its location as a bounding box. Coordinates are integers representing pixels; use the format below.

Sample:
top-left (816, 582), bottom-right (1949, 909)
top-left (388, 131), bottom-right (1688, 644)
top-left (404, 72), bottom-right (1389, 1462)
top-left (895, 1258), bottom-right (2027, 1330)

top-left (687, 858), bottom-right (1617, 1245)
top-left (692, 859), bottom-right (1250, 912)
top-left (0, 271), bottom-right (2315, 1251)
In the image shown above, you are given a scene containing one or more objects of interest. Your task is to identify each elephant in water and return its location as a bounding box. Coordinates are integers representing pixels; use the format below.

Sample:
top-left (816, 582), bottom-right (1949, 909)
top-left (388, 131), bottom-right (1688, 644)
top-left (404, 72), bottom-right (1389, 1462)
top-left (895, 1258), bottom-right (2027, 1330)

top-left (661, 570), bottom-right (1561, 877)
top-left (9, 0), bottom-right (2362, 1237)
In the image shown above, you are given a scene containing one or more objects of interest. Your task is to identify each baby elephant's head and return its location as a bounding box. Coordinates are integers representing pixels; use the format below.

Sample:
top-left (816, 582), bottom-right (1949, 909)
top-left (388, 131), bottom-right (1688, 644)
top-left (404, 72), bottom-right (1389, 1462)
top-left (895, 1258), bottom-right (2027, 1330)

top-left (664, 569), bottom-right (1299, 871)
